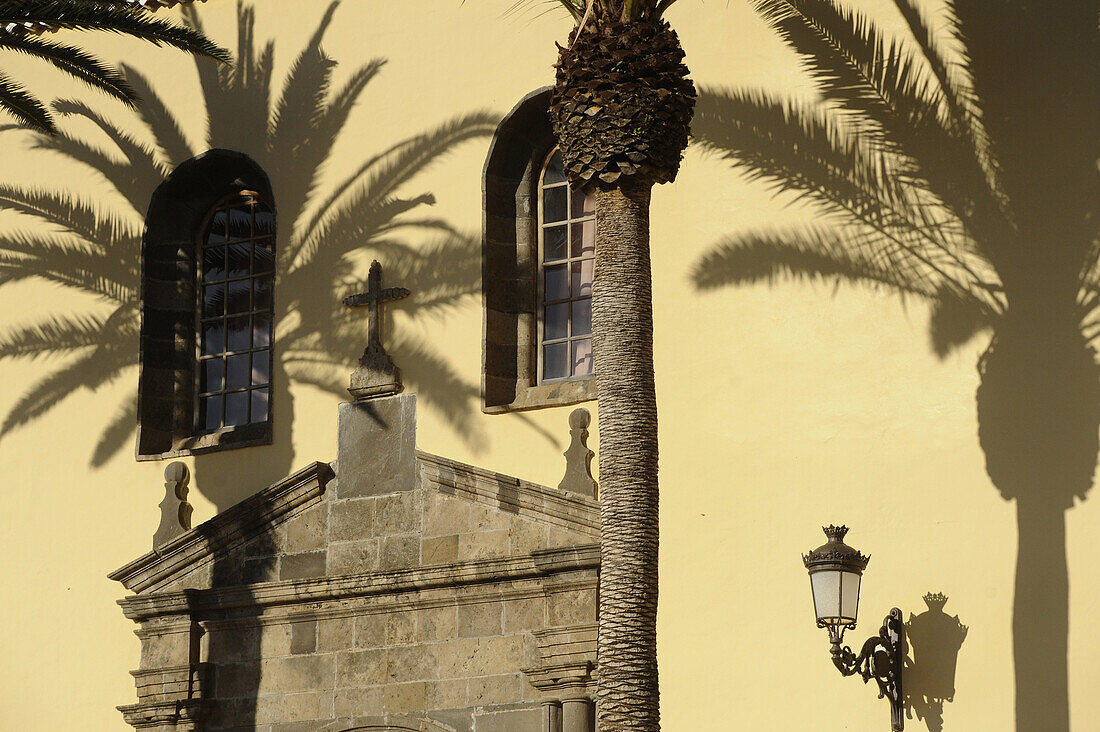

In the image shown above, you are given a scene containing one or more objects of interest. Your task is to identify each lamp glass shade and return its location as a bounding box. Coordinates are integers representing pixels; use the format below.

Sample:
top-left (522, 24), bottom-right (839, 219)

top-left (810, 569), bottom-right (862, 626)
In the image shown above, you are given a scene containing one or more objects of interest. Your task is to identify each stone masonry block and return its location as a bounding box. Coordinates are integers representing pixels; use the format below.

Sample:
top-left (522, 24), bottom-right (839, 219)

top-left (378, 535), bottom-right (419, 571)
top-left (474, 708), bottom-right (543, 732)
top-left (386, 611), bottom-right (417, 646)
top-left (336, 648), bottom-right (387, 688)
top-left (459, 530), bottom-right (509, 561)
top-left (336, 394), bottom-right (417, 499)
top-left (283, 503), bottom-right (328, 553)
top-left (317, 617), bottom-right (354, 653)
top-left (547, 589), bottom-right (597, 626)
top-left (374, 491), bottom-right (422, 535)
top-left (333, 685), bottom-right (384, 719)
top-left (258, 654), bottom-right (335, 695)
top-left (329, 498), bottom-right (374, 542)
top-left (427, 678), bottom-right (469, 711)
top-left (418, 606), bottom-right (458, 643)
top-left (386, 643), bottom-right (440, 683)
top-left (421, 534), bottom-right (459, 565)
top-left (423, 492), bottom-right (471, 537)
top-left (279, 551), bottom-right (327, 580)
top-left (383, 681), bottom-right (428, 714)
top-left (508, 518), bottom-right (549, 556)
top-left (467, 674), bottom-right (521, 707)
top-left (355, 614), bottom-right (386, 648)
top-left (503, 597), bottom-right (547, 633)
top-left (328, 540), bottom-right (379, 576)
top-left (457, 601), bottom-right (503, 638)
top-left (283, 690), bottom-right (333, 723)
top-left (290, 619), bottom-right (317, 655)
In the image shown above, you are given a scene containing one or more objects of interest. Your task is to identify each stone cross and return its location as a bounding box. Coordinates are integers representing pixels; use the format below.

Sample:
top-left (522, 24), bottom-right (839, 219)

top-left (342, 260), bottom-right (410, 400)
top-left (558, 408), bottom-right (597, 498)
top-left (153, 462), bottom-right (192, 553)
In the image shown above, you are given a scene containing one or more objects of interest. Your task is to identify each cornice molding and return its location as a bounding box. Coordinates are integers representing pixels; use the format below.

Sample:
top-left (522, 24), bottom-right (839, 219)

top-left (109, 461), bottom-right (334, 594)
top-left (417, 450), bottom-right (599, 537)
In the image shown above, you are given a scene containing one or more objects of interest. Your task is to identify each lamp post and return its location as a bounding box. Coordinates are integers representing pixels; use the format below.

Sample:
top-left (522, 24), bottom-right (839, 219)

top-left (803, 525), bottom-right (905, 731)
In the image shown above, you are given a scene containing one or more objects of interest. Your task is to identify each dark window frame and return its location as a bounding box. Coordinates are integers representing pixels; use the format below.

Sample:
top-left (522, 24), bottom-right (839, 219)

top-left (136, 150), bottom-right (276, 460)
top-left (482, 88), bottom-right (596, 413)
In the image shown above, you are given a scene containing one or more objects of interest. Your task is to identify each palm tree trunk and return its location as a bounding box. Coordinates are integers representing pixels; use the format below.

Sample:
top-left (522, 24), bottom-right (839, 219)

top-left (1013, 496), bottom-right (1069, 732)
top-left (592, 183), bottom-right (660, 732)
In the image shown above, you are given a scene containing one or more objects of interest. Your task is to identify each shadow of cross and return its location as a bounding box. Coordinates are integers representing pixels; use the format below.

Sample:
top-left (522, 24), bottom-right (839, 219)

top-left (342, 259), bottom-right (411, 399)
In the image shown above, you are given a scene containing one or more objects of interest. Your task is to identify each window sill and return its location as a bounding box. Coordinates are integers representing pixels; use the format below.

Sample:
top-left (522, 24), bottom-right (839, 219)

top-left (482, 377), bottom-right (596, 414)
top-left (136, 421), bottom-right (272, 461)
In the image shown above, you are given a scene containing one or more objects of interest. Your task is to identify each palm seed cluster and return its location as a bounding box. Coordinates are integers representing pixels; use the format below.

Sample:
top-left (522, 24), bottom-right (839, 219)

top-left (551, 15), bottom-right (695, 191)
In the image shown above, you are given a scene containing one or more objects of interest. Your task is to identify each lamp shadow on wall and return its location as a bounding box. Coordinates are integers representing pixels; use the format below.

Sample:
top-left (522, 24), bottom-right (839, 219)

top-left (687, 3), bottom-right (1095, 728)
top-left (904, 593), bottom-right (968, 732)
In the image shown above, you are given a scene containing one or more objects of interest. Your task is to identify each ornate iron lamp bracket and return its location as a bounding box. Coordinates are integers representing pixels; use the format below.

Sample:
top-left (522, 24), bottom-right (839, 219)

top-left (828, 608), bottom-right (905, 731)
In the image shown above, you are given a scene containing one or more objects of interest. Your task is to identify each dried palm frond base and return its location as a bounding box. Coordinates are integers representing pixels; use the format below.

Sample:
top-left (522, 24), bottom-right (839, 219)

top-left (551, 15), bottom-right (695, 191)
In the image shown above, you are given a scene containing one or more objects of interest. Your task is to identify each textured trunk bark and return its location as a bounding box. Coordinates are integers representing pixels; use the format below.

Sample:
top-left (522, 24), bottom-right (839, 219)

top-left (1013, 497), bottom-right (1069, 732)
top-left (592, 183), bottom-right (660, 732)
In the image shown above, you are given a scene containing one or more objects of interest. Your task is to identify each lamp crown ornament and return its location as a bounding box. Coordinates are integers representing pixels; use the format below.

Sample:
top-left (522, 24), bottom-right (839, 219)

top-left (802, 524), bottom-right (871, 570)
top-left (923, 592), bottom-right (949, 610)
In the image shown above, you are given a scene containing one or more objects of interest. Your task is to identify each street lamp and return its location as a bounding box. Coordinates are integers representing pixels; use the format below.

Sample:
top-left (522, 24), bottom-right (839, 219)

top-left (803, 525), bottom-right (905, 731)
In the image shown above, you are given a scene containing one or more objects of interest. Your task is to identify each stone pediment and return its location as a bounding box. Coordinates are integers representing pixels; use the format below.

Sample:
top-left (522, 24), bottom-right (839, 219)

top-left (109, 460), bottom-right (334, 594)
top-left (112, 393), bottom-right (602, 731)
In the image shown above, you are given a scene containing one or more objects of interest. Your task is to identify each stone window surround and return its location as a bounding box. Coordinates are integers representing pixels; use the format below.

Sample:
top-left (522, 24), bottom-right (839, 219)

top-left (482, 87), bottom-right (596, 413)
top-left (136, 149), bottom-right (277, 460)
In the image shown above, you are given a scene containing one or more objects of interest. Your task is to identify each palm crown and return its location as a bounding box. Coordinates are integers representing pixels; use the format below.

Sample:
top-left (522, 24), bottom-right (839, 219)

top-left (0, 1), bottom-right (495, 465)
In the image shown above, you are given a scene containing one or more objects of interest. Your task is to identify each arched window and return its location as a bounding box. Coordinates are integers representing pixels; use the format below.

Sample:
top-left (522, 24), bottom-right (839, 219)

top-left (538, 149), bottom-right (594, 381)
top-left (137, 150), bottom-right (276, 460)
top-left (482, 88), bottom-right (597, 413)
top-left (196, 191), bottom-right (275, 431)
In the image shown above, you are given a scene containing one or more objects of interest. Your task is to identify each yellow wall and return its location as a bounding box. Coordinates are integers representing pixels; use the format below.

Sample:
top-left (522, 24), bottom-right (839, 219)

top-left (0, 1), bottom-right (1096, 730)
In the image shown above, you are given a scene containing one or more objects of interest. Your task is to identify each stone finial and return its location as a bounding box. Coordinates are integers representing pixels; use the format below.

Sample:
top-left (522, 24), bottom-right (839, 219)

top-left (153, 462), bottom-right (192, 552)
top-left (342, 260), bottom-right (410, 400)
top-left (558, 408), bottom-right (597, 498)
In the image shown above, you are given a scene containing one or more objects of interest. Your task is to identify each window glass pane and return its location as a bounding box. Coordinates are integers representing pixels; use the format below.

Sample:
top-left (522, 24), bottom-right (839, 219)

top-left (228, 207), bottom-right (252, 238)
top-left (254, 277), bottom-right (273, 311)
top-left (571, 260), bottom-right (593, 298)
top-left (225, 391), bottom-right (249, 427)
top-left (201, 358), bottom-right (224, 393)
top-left (543, 186), bottom-right (567, 223)
top-left (202, 247), bottom-right (225, 282)
top-left (201, 395), bottom-right (222, 431)
top-left (226, 353), bottom-right (250, 390)
top-left (545, 303), bottom-right (569, 341)
top-left (227, 316), bottom-right (250, 351)
top-left (202, 284), bottom-right (224, 318)
top-left (572, 299), bottom-right (592, 336)
top-left (227, 242), bottom-right (251, 279)
top-left (201, 323), bottom-right (224, 355)
top-left (207, 211), bottom-right (227, 243)
top-left (571, 220), bottom-right (595, 258)
top-left (253, 239), bottom-right (274, 274)
top-left (252, 350), bottom-right (270, 386)
top-left (254, 208), bottom-right (275, 237)
top-left (572, 339), bottom-right (593, 376)
top-left (570, 187), bottom-right (594, 217)
top-left (253, 315), bottom-right (272, 347)
top-left (251, 388), bottom-right (270, 422)
top-left (545, 265), bottom-right (568, 302)
top-left (543, 342), bottom-right (568, 379)
top-left (544, 225), bottom-right (567, 262)
top-left (544, 150), bottom-right (566, 185)
top-left (224, 279), bottom-right (250, 314)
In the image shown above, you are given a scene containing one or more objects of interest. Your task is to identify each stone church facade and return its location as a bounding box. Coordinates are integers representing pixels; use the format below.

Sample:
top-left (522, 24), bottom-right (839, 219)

top-left (110, 392), bottom-right (600, 731)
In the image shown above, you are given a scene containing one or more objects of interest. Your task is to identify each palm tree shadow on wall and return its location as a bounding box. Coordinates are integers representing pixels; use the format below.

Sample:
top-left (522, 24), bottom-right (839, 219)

top-left (0, 0), bottom-right (517, 510)
top-left (688, 2), bottom-right (1096, 731)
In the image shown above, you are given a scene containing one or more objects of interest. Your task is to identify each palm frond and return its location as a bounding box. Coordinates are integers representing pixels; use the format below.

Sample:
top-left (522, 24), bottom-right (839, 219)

top-left (120, 63), bottom-right (194, 167)
top-left (0, 309), bottom-right (128, 360)
top-left (928, 285), bottom-right (994, 358)
top-left (1, 32), bottom-right (136, 104)
top-left (0, 184), bottom-right (140, 244)
top-left (0, 342), bottom-right (132, 436)
top-left (292, 111), bottom-right (498, 268)
top-left (0, 71), bottom-right (53, 133)
top-left (0, 1), bottom-right (230, 63)
top-left (90, 396), bottom-right (137, 467)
